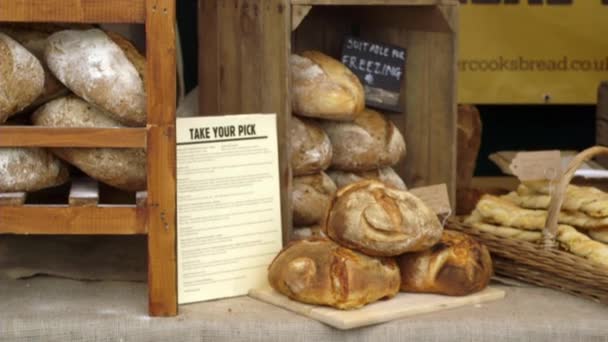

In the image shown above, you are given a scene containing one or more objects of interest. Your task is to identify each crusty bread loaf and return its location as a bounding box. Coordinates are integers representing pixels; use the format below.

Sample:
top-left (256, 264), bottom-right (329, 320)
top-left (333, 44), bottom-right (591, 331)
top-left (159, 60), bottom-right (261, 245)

top-left (0, 147), bottom-right (69, 192)
top-left (291, 225), bottom-right (325, 240)
top-left (290, 51), bottom-right (364, 121)
top-left (45, 29), bottom-right (146, 127)
top-left (0, 33), bottom-right (45, 123)
top-left (324, 180), bottom-right (443, 256)
top-left (320, 108), bottom-right (406, 171)
top-left (290, 116), bottom-right (332, 176)
top-left (32, 96), bottom-right (146, 191)
top-left (293, 172), bottom-right (337, 226)
top-left (397, 230), bottom-right (493, 296)
top-left (327, 167), bottom-right (406, 190)
top-left (268, 238), bottom-right (400, 310)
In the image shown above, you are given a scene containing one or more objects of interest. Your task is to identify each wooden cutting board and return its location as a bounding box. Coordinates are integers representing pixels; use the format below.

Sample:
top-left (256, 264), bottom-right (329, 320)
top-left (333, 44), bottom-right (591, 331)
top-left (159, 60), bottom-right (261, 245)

top-left (249, 285), bottom-right (505, 330)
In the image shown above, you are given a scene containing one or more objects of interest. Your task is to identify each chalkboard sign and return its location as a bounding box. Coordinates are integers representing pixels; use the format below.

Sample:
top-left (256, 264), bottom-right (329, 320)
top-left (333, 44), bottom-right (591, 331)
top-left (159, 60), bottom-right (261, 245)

top-left (341, 36), bottom-right (407, 113)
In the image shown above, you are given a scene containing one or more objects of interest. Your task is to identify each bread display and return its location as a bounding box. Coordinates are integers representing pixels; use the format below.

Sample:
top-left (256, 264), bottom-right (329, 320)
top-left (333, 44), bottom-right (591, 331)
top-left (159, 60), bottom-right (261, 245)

top-left (320, 108), bottom-right (406, 171)
top-left (0, 32), bottom-right (45, 123)
top-left (557, 225), bottom-right (608, 268)
top-left (589, 228), bottom-right (608, 243)
top-left (32, 96), bottom-right (146, 191)
top-left (290, 51), bottom-right (364, 121)
top-left (464, 211), bottom-right (542, 242)
top-left (290, 116), bottom-right (332, 176)
top-left (293, 172), bottom-right (337, 226)
top-left (327, 167), bottom-right (406, 190)
top-left (0, 147), bottom-right (69, 192)
top-left (397, 230), bottom-right (493, 296)
top-left (267, 238), bottom-right (400, 310)
top-left (517, 181), bottom-right (608, 218)
top-left (45, 29), bottom-right (146, 126)
top-left (324, 180), bottom-right (443, 256)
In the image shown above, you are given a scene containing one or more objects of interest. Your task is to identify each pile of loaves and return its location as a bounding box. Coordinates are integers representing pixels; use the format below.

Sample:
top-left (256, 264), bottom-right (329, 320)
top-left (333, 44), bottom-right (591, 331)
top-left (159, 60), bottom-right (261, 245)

top-left (0, 25), bottom-right (146, 193)
top-left (466, 181), bottom-right (608, 268)
top-left (266, 51), bottom-right (494, 310)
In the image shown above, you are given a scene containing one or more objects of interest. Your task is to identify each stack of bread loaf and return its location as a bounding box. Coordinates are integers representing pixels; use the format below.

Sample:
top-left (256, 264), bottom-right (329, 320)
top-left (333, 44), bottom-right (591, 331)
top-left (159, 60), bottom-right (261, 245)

top-left (465, 181), bottom-right (608, 268)
top-left (0, 24), bottom-right (146, 193)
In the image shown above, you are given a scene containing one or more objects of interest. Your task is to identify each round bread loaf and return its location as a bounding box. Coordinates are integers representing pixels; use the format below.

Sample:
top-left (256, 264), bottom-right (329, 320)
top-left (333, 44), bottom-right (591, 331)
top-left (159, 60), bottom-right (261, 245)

top-left (290, 116), bottom-right (332, 176)
top-left (327, 167), bottom-right (406, 190)
top-left (0, 32), bottom-right (45, 123)
top-left (32, 96), bottom-right (146, 191)
top-left (397, 230), bottom-right (493, 296)
top-left (290, 51), bottom-right (364, 121)
top-left (324, 180), bottom-right (443, 256)
top-left (293, 172), bottom-right (337, 226)
top-left (45, 29), bottom-right (146, 126)
top-left (0, 147), bottom-right (69, 192)
top-left (320, 108), bottom-right (406, 171)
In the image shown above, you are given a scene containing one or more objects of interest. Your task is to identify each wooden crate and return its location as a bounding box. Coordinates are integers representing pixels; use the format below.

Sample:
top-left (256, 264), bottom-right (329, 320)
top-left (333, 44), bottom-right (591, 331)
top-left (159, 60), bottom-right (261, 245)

top-left (199, 0), bottom-right (458, 242)
top-left (0, 0), bottom-right (177, 317)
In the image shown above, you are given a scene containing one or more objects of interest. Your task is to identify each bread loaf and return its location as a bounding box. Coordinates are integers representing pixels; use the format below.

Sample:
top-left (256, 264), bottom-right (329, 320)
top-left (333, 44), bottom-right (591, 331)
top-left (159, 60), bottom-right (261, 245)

top-left (327, 167), bottom-right (406, 190)
top-left (290, 51), bottom-right (364, 121)
top-left (397, 230), bottom-right (493, 296)
top-left (45, 29), bottom-right (146, 126)
top-left (292, 225), bottom-right (325, 240)
top-left (32, 96), bottom-right (146, 191)
top-left (320, 108), bottom-right (406, 171)
top-left (0, 32), bottom-right (45, 123)
top-left (0, 147), bottom-right (69, 192)
top-left (293, 172), bottom-right (337, 226)
top-left (268, 238), bottom-right (400, 310)
top-left (290, 116), bottom-right (332, 176)
top-left (324, 180), bottom-right (443, 256)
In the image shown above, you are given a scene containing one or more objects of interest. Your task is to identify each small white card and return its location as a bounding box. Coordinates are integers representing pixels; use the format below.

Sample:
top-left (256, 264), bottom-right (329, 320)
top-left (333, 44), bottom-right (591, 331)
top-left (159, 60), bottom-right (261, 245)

top-left (176, 114), bottom-right (283, 305)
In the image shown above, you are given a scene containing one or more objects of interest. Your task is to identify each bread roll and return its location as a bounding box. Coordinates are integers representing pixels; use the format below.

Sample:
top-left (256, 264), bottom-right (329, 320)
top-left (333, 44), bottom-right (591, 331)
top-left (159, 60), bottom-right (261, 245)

top-left (290, 116), bottom-right (332, 176)
top-left (324, 180), bottom-right (443, 256)
top-left (0, 147), bottom-right (69, 192)
top-left (290, 51), bottom-right (364, 120)
top-left (397, 230), bottom-right (493, 296)
top-left (268, 238), bottom-right (400, 310)
top-left (320, 108), bottom-right (406, 171)
top-left (45, 29), bottom-right (146, 126)
top-left (32, 96), bottom-right (146, 191)
top-left (327, 167), bottom-right (406, 190)
top-left (0, 32), bottom-right (45, 123)
top-left (293, 172), bottom-right (337, 226)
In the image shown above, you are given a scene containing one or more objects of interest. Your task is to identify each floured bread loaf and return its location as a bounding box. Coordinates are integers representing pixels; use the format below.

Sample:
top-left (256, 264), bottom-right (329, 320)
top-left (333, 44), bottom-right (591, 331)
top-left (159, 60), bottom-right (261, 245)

top-left (327, 167), bottom-right (406, 190)
top-left (290, 116), bottom-right (332, 176)
top-left (324, 180), bottom-right (443, 256)
top-left (268, 238), bottom-right (400, 310)
top-left (0, 33), bottom-right (45, 123)
top-left (320, 108), bottom-right (406, 171)
top-left (293, 172), bottom-right (337, 226)
top-left (32, 96), bottom-right (146, 191)
top-left (397, 230), bottom-right (493, 296)
top-left (45, 29), bottom-right (146, 126)
top-left (292, 225), bottom-right (325, 240)
top-left (290, 51), bottom-right (364, 120)
top-left (0, 147), bottom-right (69, 192)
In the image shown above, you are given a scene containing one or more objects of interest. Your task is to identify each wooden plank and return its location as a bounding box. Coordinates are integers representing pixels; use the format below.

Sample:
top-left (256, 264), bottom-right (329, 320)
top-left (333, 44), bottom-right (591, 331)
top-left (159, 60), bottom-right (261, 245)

top-left (0, 193), bottom-right (26, 206)
top-left (0, 127), bottom-right (147, 148)
top-left (69, 178), bottom-right (100, 207)
top-left (291, 0), bottom-right (458, 5)
top-left (146, 0), bottom-right (177, 317)
top-left (0, 0), bottom-right (145, 23)
top-left (0, 206), bottom-right (146, 234)
top-left (292, 5), bottom-right (312, 31)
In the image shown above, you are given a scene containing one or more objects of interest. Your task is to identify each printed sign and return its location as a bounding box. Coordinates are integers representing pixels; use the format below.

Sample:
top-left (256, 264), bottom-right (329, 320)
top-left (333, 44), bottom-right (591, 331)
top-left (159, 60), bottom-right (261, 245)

top-left (341, 36), bottom-right (407, 112)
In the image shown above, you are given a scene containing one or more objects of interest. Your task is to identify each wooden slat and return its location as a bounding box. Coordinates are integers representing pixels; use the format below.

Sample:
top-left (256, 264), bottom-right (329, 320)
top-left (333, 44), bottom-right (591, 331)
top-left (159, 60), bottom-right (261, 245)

top-left (291, 0), bottom-right (458, 5)
top-left (292, 5), bottom-right (312, 31)
top-left (0, 206), bottom-right (146, 234)
top-left (69, 178), bottom-right (100, 207)
top-left (0, 127), bottom-right (147, 148)
top-left (0, 0), bottom-right (145, 23)
top-left (0, 193), bottom-right (26, 206)
top-left (146, 0), bottom-right (177, 317)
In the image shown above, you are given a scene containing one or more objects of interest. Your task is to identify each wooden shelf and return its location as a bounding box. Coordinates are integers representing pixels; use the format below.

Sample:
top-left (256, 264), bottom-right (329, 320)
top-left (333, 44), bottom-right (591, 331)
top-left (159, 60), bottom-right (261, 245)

top-left (0, 127), bottom-right (147, 148)
top-left (0, 0), bottom-right (145, 23)
top-left (291, 0), bottom-right (457, 5)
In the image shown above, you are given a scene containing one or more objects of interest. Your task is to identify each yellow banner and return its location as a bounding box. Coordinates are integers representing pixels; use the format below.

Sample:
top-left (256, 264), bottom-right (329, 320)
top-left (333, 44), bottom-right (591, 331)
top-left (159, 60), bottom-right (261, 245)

top-left (459, 1), bottom-right (608, 104)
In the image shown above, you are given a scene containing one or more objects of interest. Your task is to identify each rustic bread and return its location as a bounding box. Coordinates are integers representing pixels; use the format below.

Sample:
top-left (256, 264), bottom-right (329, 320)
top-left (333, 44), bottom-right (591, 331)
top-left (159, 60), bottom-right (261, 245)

top-left (0, 147), bottom-right (70, 192)
top-left (291, 225), bottom-right (325, 241)
top-left (320, 108), bottom-right (406, 171)
top-left (45, 29), bottom-right (146, 126)
top-left (32, 96), bottom-right (146, 191)
top-left (293, 172), bottom-right (337, 226)
top-left (290, 51), bottom-right (364, 121)
top-left (290, 116), bottom-right (332, 176)
top-left (327, 167), bottom-right (406, 190)
top-left (0, 32), bottom-right (45, 123)
top-left (268, 238), bottom-right (400, 310)
top-left (324, 180), bottom-right (443, 256)
top-left (397, 230), bottom-right (493, 296)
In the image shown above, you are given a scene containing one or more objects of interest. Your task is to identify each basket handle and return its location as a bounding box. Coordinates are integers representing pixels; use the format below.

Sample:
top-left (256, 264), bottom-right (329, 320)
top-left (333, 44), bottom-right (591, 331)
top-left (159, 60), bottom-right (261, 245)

top-left (544, 146), bottom-right (608, 247)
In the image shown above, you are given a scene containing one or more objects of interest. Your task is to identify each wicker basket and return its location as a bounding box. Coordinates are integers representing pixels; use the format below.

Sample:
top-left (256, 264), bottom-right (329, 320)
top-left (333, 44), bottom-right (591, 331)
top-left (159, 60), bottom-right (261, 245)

top-left (449, 146), bottom-right (608, 304)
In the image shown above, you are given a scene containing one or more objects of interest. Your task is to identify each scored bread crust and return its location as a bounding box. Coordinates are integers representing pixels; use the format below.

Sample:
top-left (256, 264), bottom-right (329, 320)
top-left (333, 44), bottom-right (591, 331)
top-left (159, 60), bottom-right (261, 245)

top-left (292, 172), bottom-right (337, 226)
top-left (290, 116), bottom-right (332, 176)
